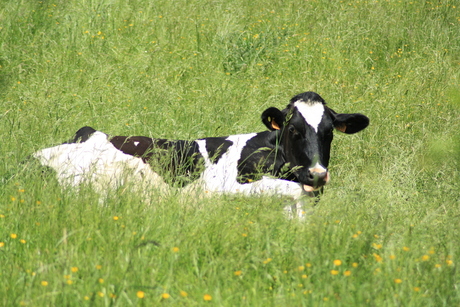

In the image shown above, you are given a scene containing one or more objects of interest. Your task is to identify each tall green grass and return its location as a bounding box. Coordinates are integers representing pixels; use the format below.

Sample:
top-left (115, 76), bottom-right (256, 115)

top-left (1, 0), bottom-right (459, 305)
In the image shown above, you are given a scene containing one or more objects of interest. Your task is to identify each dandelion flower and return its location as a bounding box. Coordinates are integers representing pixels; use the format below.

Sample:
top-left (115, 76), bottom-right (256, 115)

top-left (113, 216), bottom-right (119, 221)
top-left (373, 253), bottom-right (383, 262)
top-left (96, 265), bottom-right (102, 270)
top-left (172, 247), bottom-right (179, 252)
top-left (352, 262), bottom-right (359, 268)
top-left (161, 293), bottom-right (170, 299)
top-left (330, 270), bottom-right (339, 275)
top-left (403, 246), bottom-right (410, 252)
top-left (344, 270), bottom-right (352, 276)
top-left (394, 278), bottom-right (403, 284)
top-left (10, 233), bottom-right (17, 239)
top-left (421, 255), bottom-right (430, 261)
top-left (136, 291), bottom-right (145, 298)
top-left (263, 258), bottom-right (272, 264)
top-left (41, 281), bottom-right (48, 286)
top-left (0, 242), bottom-right (5, 247)
top-left (20, 239), bottom-right (26, 244)
top-left (203, 294), bottom-right (212, 301)
top-left (71, 267), bottom-right (79, 273)
top-left (413, 287), bottom-right (420, 292)
top-left (333, 259), bottom-right (342, 266)
top-left (98, 292), bottom-right (104, 297)
top-left (98, 278), bottom-right (104, 284)
top-left (234, 270), bottom-right (242, 276)
top-left (180, 290), bottom-right (188, 297)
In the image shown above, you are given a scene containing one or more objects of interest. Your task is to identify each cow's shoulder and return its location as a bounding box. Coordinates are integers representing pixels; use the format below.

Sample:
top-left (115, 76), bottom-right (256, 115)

top-left (237, 131), bottom-right (286, 183)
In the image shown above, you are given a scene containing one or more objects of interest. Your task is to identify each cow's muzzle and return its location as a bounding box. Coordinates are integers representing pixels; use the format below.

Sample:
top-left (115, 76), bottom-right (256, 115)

top-left (302, 164), bottom-right (330, 192)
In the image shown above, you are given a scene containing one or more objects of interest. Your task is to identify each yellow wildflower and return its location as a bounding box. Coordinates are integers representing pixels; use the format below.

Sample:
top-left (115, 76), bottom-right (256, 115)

top-left (136, 291), bottom-right (145, 298)
top-left (203, 294), bottom-right (212, 301)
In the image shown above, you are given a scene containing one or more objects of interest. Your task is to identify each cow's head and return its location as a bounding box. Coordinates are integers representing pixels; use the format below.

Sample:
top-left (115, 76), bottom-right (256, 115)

top-left (261, 92), bottom-right (369, 192)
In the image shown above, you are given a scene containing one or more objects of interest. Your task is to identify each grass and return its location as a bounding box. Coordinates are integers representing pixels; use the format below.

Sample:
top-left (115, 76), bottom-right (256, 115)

top-left (1, 0), bottom-right (459, 305)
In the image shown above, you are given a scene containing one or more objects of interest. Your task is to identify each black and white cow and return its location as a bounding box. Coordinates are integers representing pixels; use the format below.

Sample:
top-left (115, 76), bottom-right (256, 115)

top-left (33, 92), bottom-right (369, 217)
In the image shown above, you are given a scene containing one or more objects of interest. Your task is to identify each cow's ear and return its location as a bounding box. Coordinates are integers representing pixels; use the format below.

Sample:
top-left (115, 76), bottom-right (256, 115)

top-left (331, 109), bottom-right (369, 134)
top-left (261, 107), bottom-right (284, 131)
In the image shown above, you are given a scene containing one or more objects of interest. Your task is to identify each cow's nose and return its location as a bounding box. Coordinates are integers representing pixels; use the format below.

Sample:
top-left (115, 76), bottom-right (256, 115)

top-left (308, 164), bottom-right (329, 187)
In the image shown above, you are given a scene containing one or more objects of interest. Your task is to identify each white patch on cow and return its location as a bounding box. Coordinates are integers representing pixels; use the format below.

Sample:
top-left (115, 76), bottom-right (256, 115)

top-left (293, 101), bottom-right (325, 133)
top-left (195, 134), bottom-right (256, 193)
top-left (134, 141), bottom-right (139, 146)
top-left (33, 132), bottom-right (168, 196)
top-left (190, 134), bottom-right (306, 201)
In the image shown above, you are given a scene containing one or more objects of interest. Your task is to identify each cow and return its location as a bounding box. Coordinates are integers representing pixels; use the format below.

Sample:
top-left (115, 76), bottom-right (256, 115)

top-left (33, 91), bottom-right (369, 217)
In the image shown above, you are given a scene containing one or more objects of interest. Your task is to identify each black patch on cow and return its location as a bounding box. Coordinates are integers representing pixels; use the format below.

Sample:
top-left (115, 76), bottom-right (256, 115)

top-left (66, 126), bottom-right (97, 143)
top-left (110, 136), bottom-right (155, 161)
top-left (236, 131), bottom-right (287, 184)
top-left (290, 91), bottom-right (326, 105)
top-left (203, 137), bottom-right (233, 163)
top-left (110, 136), bottom-right (204, 187)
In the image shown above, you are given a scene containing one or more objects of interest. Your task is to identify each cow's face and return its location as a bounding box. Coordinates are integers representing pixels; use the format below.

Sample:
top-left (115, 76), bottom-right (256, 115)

top-left (262, 92), bottom-right (369, 192)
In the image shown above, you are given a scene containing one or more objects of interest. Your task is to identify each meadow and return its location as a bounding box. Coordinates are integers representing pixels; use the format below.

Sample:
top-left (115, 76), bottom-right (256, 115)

top-left (1, 0), bottom-right (459, 305)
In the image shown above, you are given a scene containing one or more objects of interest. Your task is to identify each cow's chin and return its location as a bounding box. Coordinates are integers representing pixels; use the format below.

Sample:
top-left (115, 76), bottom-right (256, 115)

top-left (302, 184), bottom-right (321, 193)
top-left (301, 172), bottom-right (330, 193)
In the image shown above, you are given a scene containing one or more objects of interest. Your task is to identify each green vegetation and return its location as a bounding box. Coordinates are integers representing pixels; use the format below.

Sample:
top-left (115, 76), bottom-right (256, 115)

top-left (1, 0), bottom-right (459, 305)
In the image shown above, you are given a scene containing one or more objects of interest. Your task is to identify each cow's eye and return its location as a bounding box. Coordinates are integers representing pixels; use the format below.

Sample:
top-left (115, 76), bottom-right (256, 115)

top-left (288, 125), bottom-right (297, 134)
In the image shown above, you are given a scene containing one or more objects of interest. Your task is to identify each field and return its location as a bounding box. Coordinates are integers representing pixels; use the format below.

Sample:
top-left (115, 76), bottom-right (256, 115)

top-left (1, 0), bottom-right (459, 305)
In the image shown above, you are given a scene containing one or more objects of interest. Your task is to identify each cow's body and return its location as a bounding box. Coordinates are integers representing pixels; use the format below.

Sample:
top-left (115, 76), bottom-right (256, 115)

top-left (33, 92), bottom-right (369, 217)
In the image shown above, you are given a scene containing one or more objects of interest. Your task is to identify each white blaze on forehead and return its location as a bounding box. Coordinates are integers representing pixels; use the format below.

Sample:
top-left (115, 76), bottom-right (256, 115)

top-left (293, 101), bottom-right (325, 133)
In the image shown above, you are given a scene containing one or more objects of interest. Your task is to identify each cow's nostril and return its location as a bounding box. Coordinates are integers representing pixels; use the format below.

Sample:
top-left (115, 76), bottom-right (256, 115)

top-left (313, 171), bottom-right (327, 179)
top-left (307, 164), bottom-right (329, 187)
top-left (310, 171), bottom-right (327, 182)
